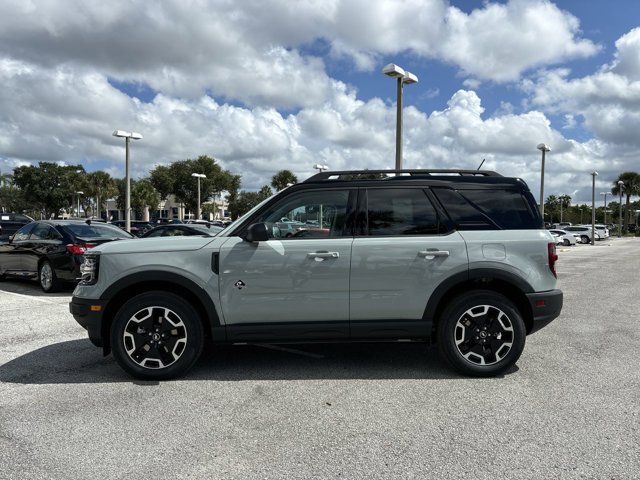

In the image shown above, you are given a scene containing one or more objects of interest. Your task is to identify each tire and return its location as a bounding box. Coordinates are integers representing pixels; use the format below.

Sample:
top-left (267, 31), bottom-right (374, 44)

top-left (581, 235), bottom-right (590, 244)
top-left (111, 291), bottom-right (204, 380)
top-left (563, 238), bottom-right (570, 246)
top-left (437, 290), bottom-right (526, 377)
top-left (39, 260), bottom-right (61, 292)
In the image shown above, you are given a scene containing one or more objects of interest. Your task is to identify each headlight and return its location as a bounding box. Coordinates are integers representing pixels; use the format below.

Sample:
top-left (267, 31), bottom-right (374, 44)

top-left (79, 255), bottom-right (100, 285)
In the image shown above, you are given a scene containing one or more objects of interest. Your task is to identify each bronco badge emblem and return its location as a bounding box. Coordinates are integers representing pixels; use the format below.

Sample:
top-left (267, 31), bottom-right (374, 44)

top-left (234, 280), bottom-right (246, 290)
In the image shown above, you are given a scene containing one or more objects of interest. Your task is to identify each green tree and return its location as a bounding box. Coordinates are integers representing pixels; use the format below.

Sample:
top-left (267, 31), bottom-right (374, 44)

top-left (149, 155), bottom-right (238, 212)
top-left (12, 162), bottom-right (86, 218)
top-left (271, 170), bottom-right (298, 191)
top-left (132, 179), bottom-right (160, 218)
top-left (85, 171), bottom-right (117, 218)
top-left (114, 178), bottom-right (160, 219)
top-left (228, 185), bottom-right (272, 219)
top-left (544, 195), bottom-right (559, 223)
top-left (612, 172), bottom-right (640, 232)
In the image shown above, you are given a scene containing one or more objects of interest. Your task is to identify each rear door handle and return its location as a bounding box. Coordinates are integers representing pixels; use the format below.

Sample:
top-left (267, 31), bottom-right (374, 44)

top-left (418, 250), bottom-right (450, 258)
top-left (307, 251), bottom-right (340, 259)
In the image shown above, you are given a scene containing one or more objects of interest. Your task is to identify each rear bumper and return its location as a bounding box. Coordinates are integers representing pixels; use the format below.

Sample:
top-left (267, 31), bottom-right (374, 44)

top-left (69, 296), bottom-right (105, 347)
top-left (526, 289), bottom-right (563, 334)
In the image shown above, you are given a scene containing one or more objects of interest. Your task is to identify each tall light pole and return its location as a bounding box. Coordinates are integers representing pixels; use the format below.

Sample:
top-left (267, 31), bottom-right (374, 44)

top-left (313, 164), bottom-right (328, 227)
top-left (112, 130), bottom-right (142, 232)
top-left (600, 192), bottom-right (608, 225)
top-left (191, 173), bottom-right (206, 220)
top-left (618, 180), bottom-right (624, 237)
top-left (590, 172), bottom-right (598, 245)
top-left (382, 63), bottom-right (419, 170)
top-left (76, 191), bottom-right (84, 218)
top-left (537, 143), bottom-right (551, 219)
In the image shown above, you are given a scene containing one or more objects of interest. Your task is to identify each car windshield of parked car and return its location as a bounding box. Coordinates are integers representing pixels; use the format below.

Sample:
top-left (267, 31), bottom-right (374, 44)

top-left (65, 223), bottom-right (133, 239)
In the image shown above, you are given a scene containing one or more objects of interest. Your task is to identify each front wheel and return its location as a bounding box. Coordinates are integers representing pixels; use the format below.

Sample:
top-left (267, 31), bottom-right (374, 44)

top-left (563, 238), bottom-right (570, 246)
top-left (581, 235), bottom-right (590, 244)
top-left (437, 290), bottom-right (526, 377)
top-left (111, 291), bottom-right (204, 380)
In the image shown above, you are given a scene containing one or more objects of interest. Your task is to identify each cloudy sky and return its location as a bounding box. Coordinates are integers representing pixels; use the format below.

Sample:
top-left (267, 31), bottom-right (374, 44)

top-left (1, 0), bottom-right (640, 202)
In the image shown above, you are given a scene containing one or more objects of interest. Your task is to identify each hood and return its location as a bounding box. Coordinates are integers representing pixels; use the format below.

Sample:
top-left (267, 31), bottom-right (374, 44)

top-left (93, 235), bottom-right (227, 255)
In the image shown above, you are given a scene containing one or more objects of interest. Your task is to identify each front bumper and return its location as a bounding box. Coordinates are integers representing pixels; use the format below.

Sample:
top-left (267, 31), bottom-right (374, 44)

top-left (70, 296), bottom-right (106, 347)
top-left (526, 289), bottom-right (563, 334)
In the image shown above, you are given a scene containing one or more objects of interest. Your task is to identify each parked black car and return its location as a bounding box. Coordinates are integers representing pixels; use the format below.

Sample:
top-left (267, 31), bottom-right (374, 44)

top-left (0, 220), bottom-right (134, 292)
top-left (141, 223), bottom-right (223, 238)
top-left (0, 213), bottom-right (34, 240)
top-left (110, 220), bottom-right (153, 237)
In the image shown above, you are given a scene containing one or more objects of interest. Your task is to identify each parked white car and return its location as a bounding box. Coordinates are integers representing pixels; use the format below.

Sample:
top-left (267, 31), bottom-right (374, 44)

top-left (564, 226), bottom-right (601, 244)
top-left (595, 224), bottom-right (609, 238)
top-left (549, 229), bottom-right (577, 246)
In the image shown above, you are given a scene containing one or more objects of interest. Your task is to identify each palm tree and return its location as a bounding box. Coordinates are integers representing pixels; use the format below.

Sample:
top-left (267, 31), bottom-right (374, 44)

top-left (85, 171), bottom-right (117, 219)
top-left (271, 170), bottom-right (298, 191)
top-left (612, 172), bottom-right (640, 232)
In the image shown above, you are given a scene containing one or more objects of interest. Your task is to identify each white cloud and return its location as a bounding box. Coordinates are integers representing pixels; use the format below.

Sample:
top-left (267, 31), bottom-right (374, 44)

top-left (0, 0), bottom-right (597, 109)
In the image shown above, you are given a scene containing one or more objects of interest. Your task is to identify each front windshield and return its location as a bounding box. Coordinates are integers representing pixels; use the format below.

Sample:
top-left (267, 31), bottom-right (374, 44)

top-left (217, 193), bottom-right (278, 237)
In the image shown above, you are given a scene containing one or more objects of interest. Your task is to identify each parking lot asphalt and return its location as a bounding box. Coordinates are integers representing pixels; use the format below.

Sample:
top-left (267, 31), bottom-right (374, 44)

top-left (1, 238), bottom-right (639, 479)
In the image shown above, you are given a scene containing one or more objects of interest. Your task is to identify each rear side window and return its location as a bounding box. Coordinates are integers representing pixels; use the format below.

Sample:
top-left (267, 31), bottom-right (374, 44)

top-left (432, 188), bottom-right (495, 230)
top-left (366, 188), bottom-right (447, 236)
top-left (435, 188), bottom-right (541, 230)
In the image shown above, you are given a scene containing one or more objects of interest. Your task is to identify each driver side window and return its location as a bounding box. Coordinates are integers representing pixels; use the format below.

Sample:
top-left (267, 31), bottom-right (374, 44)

top-left (256, 190), bottom-right (351, 239)
top-left (13, 223), bottom-right (35, 241)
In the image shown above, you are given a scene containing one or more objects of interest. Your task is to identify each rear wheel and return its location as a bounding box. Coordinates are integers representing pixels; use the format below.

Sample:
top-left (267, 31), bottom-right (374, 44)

top-left (39, 260), bottom-right (60, 292)
top-left (111, 291), bottom-right (204, 380)
top-left (581, 235), bottom-right (590, 244)
top-left (437, 290), bottom-right (526, 377)
top-left (563, 238), bottom-right (570, 246)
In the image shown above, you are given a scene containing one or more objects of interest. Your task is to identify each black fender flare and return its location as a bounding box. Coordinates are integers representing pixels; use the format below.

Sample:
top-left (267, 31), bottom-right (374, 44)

top-left (423, 268), bottom-right (534, 322)
top-left (100, 270), bottom-right (221, 329)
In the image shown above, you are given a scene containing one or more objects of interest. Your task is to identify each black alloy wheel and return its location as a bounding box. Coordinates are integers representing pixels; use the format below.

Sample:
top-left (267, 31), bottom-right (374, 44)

top-left (111, 291), bottom-right (204, 380)
top-left (437, 290), bottom-right (526, 377)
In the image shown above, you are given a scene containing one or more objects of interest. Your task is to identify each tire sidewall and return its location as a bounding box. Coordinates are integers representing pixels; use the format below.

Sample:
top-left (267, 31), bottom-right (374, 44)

top-left (111, 291), bottom-right (204, 380)
top-left (437, 290), bottom-right (526, 377)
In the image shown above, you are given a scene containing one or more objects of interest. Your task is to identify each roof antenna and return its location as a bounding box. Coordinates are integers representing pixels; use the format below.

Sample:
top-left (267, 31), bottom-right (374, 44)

top-left (477, 158), bottom-right (486, 170)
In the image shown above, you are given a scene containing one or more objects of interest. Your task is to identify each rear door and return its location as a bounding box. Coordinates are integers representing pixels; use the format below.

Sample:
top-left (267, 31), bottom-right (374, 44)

top-left (349, 188), bottom-right (468, 337)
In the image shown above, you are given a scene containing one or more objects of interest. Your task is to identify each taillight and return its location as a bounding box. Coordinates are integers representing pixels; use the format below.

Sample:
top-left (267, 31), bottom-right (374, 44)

top-left (66, 243), bottom-right (96, 255)
top-left (548, 242), bottom-right (558, 278)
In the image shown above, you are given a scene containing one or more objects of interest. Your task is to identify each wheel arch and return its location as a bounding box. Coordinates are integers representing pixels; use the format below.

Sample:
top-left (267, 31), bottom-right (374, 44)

top-left (99, 271), bottom-right (224, 354)
top-left (424, 269), bottom-right (535, 336)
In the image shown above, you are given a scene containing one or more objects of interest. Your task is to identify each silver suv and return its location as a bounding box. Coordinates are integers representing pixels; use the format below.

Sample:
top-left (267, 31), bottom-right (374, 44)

top-left (70, 169), bottom-right (563, 379)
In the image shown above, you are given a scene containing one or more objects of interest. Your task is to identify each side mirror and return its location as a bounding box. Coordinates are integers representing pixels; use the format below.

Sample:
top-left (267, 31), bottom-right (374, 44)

top-left (8, 234), bottom-right (14, 243)
top-left (245, 223), bottom-right (269, 242)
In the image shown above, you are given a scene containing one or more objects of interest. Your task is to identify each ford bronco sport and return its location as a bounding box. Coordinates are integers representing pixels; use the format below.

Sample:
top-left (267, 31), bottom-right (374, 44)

top-left (70, 169), bottom-right (563, 380)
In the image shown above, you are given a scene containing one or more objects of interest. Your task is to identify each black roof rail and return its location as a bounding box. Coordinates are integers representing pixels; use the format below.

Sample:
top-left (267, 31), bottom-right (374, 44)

top-left (304, 169), bottom-right (502, 182)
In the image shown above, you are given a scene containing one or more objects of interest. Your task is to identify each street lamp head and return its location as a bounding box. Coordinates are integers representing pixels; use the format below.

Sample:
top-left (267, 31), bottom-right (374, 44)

top-left (402, 71), bottom-right (419, 84)
top-left (382, 63), bottom-right (406, 78)
top-left (191, 173), bottom-right (206, 178)
top-left (537, 143), bottom-right (551, 152)
top-left (618, 180), bottom-right (624, 186)
top-left (76, 191), bottom-right (84, 195)
top-left (313, 164), bottom-right (328, 171)
top-left (112, 130), bottom-right (143, 140)
top-left (600, 192), bottom-right (607, 196)
top-left (591, 171), bottom-right (598, 176)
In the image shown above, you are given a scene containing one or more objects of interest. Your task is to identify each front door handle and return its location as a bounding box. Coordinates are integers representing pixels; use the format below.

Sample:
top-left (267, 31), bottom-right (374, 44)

top-left (418, 250), bottom-right (450, 259)
top-left (307, 251), bottom-right (340, 259)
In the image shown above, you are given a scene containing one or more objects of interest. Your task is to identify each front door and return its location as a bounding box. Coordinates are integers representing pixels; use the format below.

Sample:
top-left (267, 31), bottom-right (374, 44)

top-left (349, 188), bottom-right (468, 336)
top-left (219, 189), bottom-right (355, 341)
